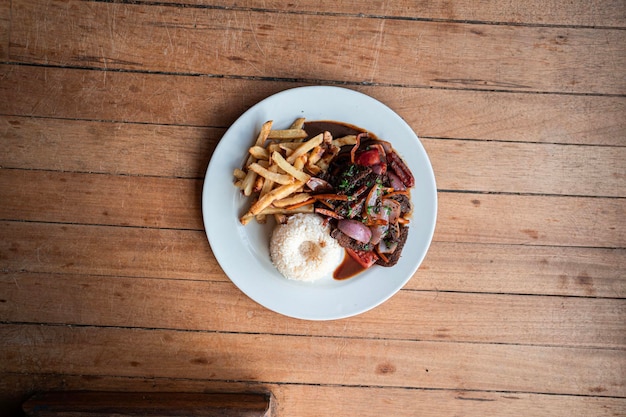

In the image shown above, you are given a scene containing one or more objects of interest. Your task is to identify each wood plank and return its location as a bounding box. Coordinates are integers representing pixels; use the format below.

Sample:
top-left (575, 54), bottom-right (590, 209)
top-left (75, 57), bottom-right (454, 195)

top-left (0, 0), bottom-right (9, 60)
top-left (0, 170), bottom-right (204, 230)
top-left (423, 139), bottom-right (626, 197)
top-left (1, 272), bottom-right (624, 348)
top-left (437, 192), bottom-right (625, 248)
top-left (0, 65), bottom-right (283, 128)
top-left (154, 0), bottom-right (626, 28)
top-left (1, 221), bottom-right (624, 297)
top-left (2, 66), bottom-right (624, 146)
top-left (1, 324), bottom-right (624, 396)
top-left (0, 221), bottom-right (220, 280)
top-left (0, 116), bottom-right (221, 178)
top-left (2, 170), bottom-right (623, 247)
top-left (418, 242), bottom-right (625, 298)
top-left (3, 116), bottom-right (624, 197)
top-left (3, 373), bottom-right (624, 417)
top-left (8, 1), bottom-right (626, 95)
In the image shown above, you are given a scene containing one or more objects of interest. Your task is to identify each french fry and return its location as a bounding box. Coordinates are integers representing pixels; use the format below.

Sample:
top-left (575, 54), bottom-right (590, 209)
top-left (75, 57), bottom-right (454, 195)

top-left (255, 205), bottom-right (314, 215)
top-left (243, 205), bottom-right (314, 225)
top-left (256, 159), bottom-right (270, 168)
top-left (286, 133), bottom-right (323, 164)
top-left (259, 165), bottom-right (278, 197)
top-left (253, 175), bottom-right (264, 193)
top-left (305, 162), bottom-right (322, 176)
top-left (233, 168), bottom-right (246, 180)
top-left (274, 213), bottom-right (287, 224)
top-left (249, 145), bottom-right (270, 160)
top-left (293, 155), bottom-right (306, 171)
top-left (241, 181), bottom-right (305, 224)
top-left (272, 192), bottom-right (312, 208)
top-left (289, 117), bottom-right (306, 129)
top-left (267, 128), bottom-right (308, 140)
top-left (307, 145), bottom-right (325, 165)
top-left (255, 120), bottom-right (273, 146)
top-left (332, 135), bottom-right (357, 147)
top-left (248, 162), bottom-right (294, 185)
top-left (241, 170), bottom-right (257, 196)
top-left (271, 151), bottom-right (311, 183)
top-left (251, 181), bottom-right (305, 215)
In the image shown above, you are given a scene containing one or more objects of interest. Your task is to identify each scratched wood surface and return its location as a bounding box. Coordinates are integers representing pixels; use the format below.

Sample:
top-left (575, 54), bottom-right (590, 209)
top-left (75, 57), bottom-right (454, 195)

top-left (1, 1), bottom-right (625, 416)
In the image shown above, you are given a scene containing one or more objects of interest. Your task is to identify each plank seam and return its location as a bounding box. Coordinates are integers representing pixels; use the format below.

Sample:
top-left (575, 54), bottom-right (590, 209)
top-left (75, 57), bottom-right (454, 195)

top-left (2, 61), bottom-right (625, 98)
top-left (3, 114), bottom-right (624, 149)
top-left (3, 270), bottom-right (622, 300)
top-left (83, 0), bottom-right (626, 31)
top-left (2, 321), bottom-right (625, 351)
top-left (1, 218), bottom-right (624, 250)
top-left (1, 167), bottom-right (624, 199)
top-left (2, 370), bottom-right (626, 399)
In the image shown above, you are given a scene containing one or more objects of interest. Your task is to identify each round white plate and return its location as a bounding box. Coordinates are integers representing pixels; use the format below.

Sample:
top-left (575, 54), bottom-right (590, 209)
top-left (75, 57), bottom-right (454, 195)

top-left (202, 86), bottom-right (437, 320)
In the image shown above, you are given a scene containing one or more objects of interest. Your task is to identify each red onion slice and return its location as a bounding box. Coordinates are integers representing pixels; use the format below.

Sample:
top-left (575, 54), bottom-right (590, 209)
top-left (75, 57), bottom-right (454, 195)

top-left (387, 172), bottom-right (406, 191)
top-left (337, 219), bottom-right (372, 243)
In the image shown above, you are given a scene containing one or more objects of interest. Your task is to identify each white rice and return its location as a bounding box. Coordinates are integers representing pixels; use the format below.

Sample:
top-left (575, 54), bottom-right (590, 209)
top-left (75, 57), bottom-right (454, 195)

top-left (270, 213), bottom-right (343, 281)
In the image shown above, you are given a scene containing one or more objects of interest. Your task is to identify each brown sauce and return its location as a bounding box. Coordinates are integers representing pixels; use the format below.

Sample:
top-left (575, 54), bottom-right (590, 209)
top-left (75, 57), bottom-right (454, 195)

top-left (333, 250), bottom-right (366, 280)
top-left (304, 120), bottom-right (378, 140)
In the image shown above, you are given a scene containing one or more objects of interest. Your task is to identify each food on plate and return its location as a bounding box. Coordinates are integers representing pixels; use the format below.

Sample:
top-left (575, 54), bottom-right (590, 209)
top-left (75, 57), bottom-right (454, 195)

top-left (320, 134), bottom-right (413, 268)
top-left (234, 118), bottom-right (415, 279)
top-left (269, 213), bottom-right (343, 281)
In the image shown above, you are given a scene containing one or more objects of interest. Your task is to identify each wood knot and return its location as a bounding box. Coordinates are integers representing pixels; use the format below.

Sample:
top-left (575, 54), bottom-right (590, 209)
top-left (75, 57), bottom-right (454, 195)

top-left (376, 362), bottom-right (396, 375)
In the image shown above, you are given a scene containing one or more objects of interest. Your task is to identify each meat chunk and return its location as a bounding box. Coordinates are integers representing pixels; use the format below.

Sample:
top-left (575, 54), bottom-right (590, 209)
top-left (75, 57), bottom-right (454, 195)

top-left (330, 229), bottom-right (372, 252)
top-left (375, 225), bottom-right (409, 267)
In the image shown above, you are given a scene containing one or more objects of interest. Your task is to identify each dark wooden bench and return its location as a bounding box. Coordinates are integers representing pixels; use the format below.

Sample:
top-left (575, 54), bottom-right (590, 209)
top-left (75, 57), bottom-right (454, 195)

top-left (23, 391), bottom-right (272, 417)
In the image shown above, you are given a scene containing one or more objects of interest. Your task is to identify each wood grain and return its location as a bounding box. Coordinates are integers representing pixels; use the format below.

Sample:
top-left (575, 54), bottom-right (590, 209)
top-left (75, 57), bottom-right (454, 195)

top-left (436, 193), bottom-right (625, 248)
top-left (152, 0), bottom-right (626, 28)
top-left (1, 1), bottom-right (624, 415)
top-left (3, 373), bottom-right (625, 417)
top-left (2, 67), bottom-right (624, 146)
top-left (2, 170), bottom-right (623, 247)
top-left (1, 272), bottom-right (624, 348)
top-left (423, 139), bottom-right (626, 197)
top-left (3, 116), bottom-right (624, 196)
top-left (0, 117), bottom-right (221, 178)
top-left (0, 221), bottom-right (221, 280)
top-left (418, 242), bottom-right (625, 298)
top-left (1, 324), bottom-right (624, 396)
top-left (0, 0), bottom-right (9, 60)
top-left (0, 170), bottom-right (205, 229)
top-left (1, 222), bottom-right (624, 297)
top-left (8, 0), bottom-right (626, 94)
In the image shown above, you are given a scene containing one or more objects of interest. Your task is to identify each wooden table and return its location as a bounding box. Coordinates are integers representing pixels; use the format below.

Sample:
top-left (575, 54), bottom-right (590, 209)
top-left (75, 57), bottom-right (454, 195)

top-left (1, 1), bottom-right (625, 415)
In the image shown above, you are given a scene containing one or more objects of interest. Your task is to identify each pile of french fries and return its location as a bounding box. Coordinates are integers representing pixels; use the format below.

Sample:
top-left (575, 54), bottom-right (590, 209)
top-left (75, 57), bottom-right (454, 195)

top-left (234, 117), bottom-right (357, 225)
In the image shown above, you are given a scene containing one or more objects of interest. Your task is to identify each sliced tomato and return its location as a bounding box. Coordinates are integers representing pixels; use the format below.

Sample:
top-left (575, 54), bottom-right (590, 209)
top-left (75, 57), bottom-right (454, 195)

top-left (346, 247), bottom-right (379, 269)
top-left (355, 149), bottom-right (381, 166)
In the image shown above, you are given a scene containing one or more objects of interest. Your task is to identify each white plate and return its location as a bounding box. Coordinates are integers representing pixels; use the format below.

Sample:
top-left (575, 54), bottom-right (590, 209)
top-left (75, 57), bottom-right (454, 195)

top-left (202, 86), bottom-right (437, 320)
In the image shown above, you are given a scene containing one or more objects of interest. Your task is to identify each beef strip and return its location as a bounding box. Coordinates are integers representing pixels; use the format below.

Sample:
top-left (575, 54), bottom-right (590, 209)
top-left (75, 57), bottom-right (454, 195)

top-left (387, 193), bottom-right (412, 214)
top-left (375, 225), bottom-right (409, 267)
top-left (330, 229), bottom-right (373, 252)
top-left (326, 163), bottom-right (372, 194)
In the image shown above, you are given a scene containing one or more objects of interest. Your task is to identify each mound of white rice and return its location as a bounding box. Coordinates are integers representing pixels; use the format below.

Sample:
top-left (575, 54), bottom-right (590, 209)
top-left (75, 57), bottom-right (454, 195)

top-left (270, 213), bottom-right (343, 281)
